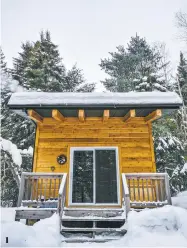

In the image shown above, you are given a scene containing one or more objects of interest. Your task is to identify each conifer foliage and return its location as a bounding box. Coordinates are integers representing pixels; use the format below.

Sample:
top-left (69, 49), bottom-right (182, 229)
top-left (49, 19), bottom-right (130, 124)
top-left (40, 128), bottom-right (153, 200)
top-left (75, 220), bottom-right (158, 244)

top-left (100, 36), bottom-right (186, 194)
top-left (177, 52), bottom-right (187, 105)
top-left (12, 31), bottom-right (94, 92)
top-left (1, 49), bottom-right (33, 206)
top-left (100, 35), bottom-right (169, 92)
top-left (1, 31), bottom-right (95, 206)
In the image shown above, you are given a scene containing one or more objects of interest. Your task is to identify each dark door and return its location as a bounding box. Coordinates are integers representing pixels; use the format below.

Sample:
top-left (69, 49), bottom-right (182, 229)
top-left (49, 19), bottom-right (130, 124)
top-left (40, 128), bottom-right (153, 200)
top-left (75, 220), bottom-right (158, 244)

top-left (71, 148), bottom-right (118, 204)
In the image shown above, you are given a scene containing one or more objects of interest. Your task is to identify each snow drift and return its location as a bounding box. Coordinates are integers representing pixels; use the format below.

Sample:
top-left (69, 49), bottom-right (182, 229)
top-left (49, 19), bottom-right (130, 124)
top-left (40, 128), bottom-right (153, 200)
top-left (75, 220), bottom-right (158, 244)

top-left (1, 204), bottom-right (187, 247)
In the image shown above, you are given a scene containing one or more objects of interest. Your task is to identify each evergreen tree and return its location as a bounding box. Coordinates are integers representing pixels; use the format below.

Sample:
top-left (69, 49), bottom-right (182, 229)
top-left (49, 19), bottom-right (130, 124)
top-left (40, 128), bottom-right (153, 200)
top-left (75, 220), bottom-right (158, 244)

top-left (12, 42), bottom-right (33, 87)
top-left (177, 52), bottom-right (187, 105)
top-left (1, 48), bottom-right (8, 74)
top-left (100, 35), bottom-right (169, 92)
top-left (100, 36), bottom-right (186, 194)
top-left (153, 117), bottom-right (186, 194)
top-left (1, 51), bottom-right (34, 206)
top-left (12, 31), bottom-right (95, 92)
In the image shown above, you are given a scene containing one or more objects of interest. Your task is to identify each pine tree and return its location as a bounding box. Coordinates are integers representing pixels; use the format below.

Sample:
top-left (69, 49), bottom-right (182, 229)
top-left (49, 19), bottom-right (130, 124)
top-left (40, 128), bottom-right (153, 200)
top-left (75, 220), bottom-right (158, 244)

top-left (12, 31), bottom-right (94, 92)
top-left (100, 36), bottom-right (186, 194)
top-left (134, 74), bottom-right (167, 92)
top-left (153, 117), bottom-right (186, 194)
top-left (12, 42), bottom-right (33, 87)
top-left (1, 48), bottom-right (8, 74)
top-left (177, 52), bottom-right (187, 105)
top-left (64, 65), bottom-right (95, 92)
top-left (100, 35), bottom-right (169, 92)
top-left (1, 51), bottom-right (34, 206)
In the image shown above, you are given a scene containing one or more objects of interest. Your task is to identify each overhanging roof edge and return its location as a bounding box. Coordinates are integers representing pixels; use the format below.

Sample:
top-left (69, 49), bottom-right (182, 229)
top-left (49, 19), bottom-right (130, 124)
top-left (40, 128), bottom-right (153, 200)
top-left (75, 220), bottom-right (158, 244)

top-left (8, 103), bottom-right (182, 110)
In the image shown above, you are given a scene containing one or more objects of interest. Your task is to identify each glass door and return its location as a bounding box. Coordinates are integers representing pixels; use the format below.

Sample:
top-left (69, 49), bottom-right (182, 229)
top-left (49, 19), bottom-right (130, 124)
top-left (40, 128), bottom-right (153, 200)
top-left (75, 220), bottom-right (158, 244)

top-left (70, 147), bottom-right (119, 205)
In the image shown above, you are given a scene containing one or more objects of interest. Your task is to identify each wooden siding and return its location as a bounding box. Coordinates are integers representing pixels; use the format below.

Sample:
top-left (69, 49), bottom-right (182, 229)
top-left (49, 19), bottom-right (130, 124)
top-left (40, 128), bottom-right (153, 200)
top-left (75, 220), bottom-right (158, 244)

top-left (33, 117), bottom-right (156, 206)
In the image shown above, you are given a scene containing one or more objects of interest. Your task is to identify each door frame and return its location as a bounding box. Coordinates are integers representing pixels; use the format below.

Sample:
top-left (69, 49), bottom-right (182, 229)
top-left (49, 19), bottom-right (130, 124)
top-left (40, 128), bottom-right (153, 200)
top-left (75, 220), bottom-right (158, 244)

top-left (68, 146), bottom-right (120, 206)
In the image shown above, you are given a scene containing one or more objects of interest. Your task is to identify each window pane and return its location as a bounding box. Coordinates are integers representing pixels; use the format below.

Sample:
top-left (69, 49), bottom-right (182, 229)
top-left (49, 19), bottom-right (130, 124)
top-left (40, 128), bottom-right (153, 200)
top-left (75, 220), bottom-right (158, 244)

top-left (72, 150), bottom-right (93, 203)
top-left (95, 150), bottom-right (117, 203)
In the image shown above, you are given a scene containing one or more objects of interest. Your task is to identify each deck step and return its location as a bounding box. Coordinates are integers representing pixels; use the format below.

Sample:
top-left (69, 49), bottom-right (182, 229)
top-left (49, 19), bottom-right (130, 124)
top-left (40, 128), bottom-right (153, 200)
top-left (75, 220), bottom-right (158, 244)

top-left (61, 237), bottom-right (120, 243)
top-left (64, 207), bottom-right (123, 211)
top-left (64, 208), bottom-right (124, 218)
top-left (61, 227), bottom-right (127, 232)
top-left (62, 216), bottom-right (125, 221)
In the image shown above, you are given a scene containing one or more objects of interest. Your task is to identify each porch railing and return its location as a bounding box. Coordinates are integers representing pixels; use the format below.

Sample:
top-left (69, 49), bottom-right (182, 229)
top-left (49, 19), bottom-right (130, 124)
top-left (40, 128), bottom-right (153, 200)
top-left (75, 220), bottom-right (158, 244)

top-left (122, 173), bottom-right (172, 212)
top-left (17, 172), bottom-right (66, 208)
top-left (57, 173), bottom-right (67, 232)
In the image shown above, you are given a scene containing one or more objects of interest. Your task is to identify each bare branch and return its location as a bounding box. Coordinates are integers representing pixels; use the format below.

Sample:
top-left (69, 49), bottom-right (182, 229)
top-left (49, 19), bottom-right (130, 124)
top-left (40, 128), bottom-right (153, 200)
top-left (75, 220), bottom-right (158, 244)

top-left (175, 11), bottom-right (187, 42)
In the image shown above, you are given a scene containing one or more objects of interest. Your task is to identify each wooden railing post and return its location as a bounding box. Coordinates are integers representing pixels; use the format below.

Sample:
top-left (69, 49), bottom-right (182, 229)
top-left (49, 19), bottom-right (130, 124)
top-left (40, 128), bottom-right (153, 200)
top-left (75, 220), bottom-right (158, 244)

top-left (122, 174), bottom-right (130, 217)
top-left (57, 173), bottom-right (67, 233)
top-left (17, 173), bottom-right (25, 207)
top-left (164, 173), bottom-right (172, 205)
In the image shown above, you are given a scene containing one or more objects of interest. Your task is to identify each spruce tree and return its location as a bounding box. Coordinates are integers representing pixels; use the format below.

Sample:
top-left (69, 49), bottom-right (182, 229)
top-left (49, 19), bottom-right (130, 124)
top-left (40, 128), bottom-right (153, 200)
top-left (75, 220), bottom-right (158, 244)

top-left (100, 35), bottom-right (169, 92)
top-left (1, 48), bottom-right (8, 74)
top-left (100, 36), bottom-right (186, 194)
top-left (12, 31), bottom-right (95, 92)
top-left (177, 52), bottom-right (187, 105)
top-left (1, 50), bottom-right (34, 206)
top-left (153, 117), bottom-right (186, 194)
top-left (12, 42), bottom-right (33, 87)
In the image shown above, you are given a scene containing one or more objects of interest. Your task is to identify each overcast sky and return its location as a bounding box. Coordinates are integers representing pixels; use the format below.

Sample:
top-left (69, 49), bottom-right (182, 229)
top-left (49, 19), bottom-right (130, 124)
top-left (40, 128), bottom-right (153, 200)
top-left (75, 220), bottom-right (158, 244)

top-left (1, 0), bottom-right (187, 83)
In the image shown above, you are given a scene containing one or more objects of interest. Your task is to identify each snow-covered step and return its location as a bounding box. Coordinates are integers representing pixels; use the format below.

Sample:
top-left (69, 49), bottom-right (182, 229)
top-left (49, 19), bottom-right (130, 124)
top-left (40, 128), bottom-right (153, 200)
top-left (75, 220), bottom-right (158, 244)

top-left (64, 208), bottom-right (124, 217)
top-left (64, 207), bottom-right (124, 211)
top-left (62, 215), bottom-right (125, 221)
top-left (61, 237), bottom-right (120, 243)
top-left (61, 227), bottom-right (127, 233)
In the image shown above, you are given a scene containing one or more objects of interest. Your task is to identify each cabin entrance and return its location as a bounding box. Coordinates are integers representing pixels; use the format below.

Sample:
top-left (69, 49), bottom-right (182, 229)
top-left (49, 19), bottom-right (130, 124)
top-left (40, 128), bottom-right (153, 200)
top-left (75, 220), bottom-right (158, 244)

top-left (69, 147), bottom-right (120, 205)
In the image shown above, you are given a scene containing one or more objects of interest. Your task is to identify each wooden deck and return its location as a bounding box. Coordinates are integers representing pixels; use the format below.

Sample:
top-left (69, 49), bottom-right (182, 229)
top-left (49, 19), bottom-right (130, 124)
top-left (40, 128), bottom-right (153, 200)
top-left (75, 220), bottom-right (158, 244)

top-left (15, 171), bottom-right (172, 242)
top-left (15, 172), bottom-right (171, 220)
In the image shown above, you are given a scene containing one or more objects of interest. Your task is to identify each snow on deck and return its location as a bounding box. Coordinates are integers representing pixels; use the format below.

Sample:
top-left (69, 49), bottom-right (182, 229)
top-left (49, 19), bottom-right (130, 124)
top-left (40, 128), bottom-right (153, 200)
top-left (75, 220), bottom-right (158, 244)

top-left (8, 91), bottom-right (182, 107)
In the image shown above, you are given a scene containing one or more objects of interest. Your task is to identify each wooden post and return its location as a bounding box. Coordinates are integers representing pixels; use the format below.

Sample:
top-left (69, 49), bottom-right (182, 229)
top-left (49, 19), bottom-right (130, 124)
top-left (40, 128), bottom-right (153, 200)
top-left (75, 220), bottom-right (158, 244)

top-left (122, 174), bottom-right (130, 217)
top-left (17, 173), bottom-right (25, 207)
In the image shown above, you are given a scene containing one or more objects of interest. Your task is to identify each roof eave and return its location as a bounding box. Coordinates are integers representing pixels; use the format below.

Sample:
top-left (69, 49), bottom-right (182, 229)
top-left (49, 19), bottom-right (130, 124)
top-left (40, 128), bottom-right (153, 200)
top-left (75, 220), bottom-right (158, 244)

top-left (8, 103), bottom-right (182, 110)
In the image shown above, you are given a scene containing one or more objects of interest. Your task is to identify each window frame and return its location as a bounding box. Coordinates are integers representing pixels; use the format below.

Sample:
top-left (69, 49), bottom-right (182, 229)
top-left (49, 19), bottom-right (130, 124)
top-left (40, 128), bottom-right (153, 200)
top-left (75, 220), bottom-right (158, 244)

top-left (69, 146), bottom-right (120, 206)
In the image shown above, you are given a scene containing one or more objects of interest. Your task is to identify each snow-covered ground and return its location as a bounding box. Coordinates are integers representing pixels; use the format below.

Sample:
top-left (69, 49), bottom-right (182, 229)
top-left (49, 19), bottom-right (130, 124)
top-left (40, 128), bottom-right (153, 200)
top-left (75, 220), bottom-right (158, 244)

top-left (1, 191), bottom-right (187, 247)
top-left (172, 191), bottom-right (187, 210)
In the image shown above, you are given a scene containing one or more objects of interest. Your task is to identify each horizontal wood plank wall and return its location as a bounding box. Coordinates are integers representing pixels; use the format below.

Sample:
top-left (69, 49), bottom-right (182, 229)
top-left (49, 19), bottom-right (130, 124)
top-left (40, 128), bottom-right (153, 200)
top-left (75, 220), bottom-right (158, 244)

top-left (33, 117), bottom-right (156, 206)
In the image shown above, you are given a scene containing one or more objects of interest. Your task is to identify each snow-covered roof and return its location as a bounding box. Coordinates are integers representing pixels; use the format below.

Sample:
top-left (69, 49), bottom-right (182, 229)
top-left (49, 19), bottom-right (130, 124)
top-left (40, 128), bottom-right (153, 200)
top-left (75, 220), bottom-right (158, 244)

top-left (8, 92), bottom-right (182, 109)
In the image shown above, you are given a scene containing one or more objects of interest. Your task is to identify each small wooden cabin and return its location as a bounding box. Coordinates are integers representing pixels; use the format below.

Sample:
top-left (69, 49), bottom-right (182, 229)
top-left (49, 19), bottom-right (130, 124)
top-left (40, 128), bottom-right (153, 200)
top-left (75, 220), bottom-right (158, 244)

top-left (8, 91), bottom-right (182, 240)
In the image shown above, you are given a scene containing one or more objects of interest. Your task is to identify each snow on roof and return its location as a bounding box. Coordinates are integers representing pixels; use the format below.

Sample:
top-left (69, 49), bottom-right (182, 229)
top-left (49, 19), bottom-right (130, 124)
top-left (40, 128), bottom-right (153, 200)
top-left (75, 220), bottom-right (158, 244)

top-left (8, 91), bottom-right (182, 108)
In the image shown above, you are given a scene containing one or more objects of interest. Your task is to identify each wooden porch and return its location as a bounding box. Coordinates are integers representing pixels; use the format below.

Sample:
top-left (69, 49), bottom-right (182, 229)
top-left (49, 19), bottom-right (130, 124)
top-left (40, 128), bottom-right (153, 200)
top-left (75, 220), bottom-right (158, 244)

top-left (16, 172), bottom-right (171, 218)
top-left (14, 171), bottom-right (172, 242)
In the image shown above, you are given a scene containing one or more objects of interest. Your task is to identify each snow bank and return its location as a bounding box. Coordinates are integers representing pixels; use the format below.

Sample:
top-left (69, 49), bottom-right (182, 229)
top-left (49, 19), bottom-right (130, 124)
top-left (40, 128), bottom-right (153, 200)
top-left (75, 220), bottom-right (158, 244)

top-left (172, 191), bottom-right (187, 210)
top-left (114, 205), bottom-right (187, 247)
top-left (1, 138), bottom-right (22, 166)
top-left (181, 163), bottom-right (187, 173)
top-left (1, 205), bottom-right (187, 247)
top-left (1, 208), bottom-right (61, 247)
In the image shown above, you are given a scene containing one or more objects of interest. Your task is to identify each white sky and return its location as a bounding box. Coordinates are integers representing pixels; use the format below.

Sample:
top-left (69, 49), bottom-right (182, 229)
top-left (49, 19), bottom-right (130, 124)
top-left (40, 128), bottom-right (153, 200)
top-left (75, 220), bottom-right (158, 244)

top-left (1, 0), bottom-right (187, 83)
